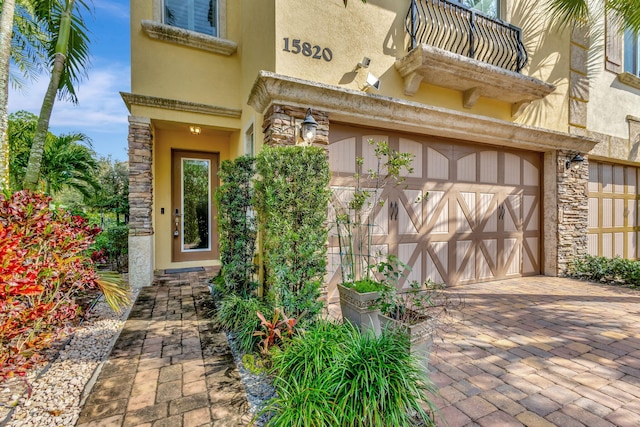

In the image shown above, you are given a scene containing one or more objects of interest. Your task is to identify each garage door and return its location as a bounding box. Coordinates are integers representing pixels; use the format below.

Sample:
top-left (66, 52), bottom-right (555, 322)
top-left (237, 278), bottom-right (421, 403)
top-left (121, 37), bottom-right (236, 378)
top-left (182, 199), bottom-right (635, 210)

top-left (588, 161), bottom-right (639, 259)
top-left (326, 125), bottom-right (541, 301)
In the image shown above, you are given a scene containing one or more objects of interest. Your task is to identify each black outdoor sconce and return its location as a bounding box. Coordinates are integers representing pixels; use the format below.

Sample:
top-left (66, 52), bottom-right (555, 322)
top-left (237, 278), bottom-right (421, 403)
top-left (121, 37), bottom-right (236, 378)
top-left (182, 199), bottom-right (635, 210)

top-left (566, 153), bottom-right (585, 170)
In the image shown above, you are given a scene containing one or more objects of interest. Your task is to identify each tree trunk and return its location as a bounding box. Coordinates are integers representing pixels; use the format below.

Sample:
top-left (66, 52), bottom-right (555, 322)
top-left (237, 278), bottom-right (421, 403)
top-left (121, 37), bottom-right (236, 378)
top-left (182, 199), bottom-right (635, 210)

top-left (23, 0), bottom-right (75, 191)
top-left (0, 0), bottom-right (16, 192)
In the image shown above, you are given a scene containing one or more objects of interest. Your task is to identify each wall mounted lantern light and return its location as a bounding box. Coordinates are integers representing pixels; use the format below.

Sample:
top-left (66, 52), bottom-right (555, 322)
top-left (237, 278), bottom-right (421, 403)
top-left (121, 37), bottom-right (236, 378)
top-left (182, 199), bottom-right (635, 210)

top-left (298, 108), bottom-right (318, 146)
top-left (566, 153), bottom-right (585, 170)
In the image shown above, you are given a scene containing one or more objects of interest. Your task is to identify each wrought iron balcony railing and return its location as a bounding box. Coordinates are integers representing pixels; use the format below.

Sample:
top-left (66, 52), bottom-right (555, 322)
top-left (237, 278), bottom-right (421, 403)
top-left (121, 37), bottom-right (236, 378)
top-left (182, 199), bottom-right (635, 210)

top-left (406, 0), bottom-right (528, 73)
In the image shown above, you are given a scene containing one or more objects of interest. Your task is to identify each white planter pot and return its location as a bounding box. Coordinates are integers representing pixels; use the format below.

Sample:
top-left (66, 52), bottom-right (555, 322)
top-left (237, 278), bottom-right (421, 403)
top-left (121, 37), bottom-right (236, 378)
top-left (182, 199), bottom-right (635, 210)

top-left (337, 283), bottom-right (381, 334)
top-left (378, 312), bottom-right (435, 371)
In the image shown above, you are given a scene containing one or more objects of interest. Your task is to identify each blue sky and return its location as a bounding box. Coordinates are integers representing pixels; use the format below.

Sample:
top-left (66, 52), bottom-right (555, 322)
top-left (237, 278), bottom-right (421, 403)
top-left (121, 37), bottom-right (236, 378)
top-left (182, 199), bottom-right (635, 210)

top-left (8, 0), bottom-right (130, 161)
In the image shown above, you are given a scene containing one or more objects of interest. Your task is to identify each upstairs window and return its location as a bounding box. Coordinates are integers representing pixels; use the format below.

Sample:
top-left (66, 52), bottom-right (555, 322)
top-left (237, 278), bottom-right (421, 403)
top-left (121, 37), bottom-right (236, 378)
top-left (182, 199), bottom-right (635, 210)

top-left (164, 0), bottom-right (217, 37)
top-left (457, 0), bottom-right (500, 19)
top-left (624, 29), bottom-right (640, 77)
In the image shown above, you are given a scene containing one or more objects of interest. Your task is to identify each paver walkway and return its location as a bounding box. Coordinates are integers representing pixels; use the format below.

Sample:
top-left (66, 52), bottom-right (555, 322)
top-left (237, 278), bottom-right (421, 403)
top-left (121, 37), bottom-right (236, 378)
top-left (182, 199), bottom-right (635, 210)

top-left (429, 276), bottom-right (640, 427)
top-left (77, 273), bottom-right (640, 427)
top-left (76, 270), bottom-right (250, 427)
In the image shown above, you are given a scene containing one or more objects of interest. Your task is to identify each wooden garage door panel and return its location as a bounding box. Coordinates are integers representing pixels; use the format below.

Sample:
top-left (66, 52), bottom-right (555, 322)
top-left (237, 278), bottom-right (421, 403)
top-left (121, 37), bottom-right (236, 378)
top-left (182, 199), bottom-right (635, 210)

top-left (588, 161), bottom-right (640, 260)
top-left (327, 125), bottom-right (540, 296)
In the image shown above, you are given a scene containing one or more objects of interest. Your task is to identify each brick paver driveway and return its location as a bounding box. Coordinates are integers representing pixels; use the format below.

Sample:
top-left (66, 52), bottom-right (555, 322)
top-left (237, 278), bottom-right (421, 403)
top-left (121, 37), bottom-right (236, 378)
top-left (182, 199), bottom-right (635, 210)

top-left (430, 276), bottom-right (640, 427)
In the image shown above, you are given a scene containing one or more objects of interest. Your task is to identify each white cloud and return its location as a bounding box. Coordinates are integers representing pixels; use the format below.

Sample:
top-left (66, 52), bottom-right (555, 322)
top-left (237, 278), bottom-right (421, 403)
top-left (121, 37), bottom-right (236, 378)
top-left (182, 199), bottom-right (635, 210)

top-left (8, 63), bottom-right (131, 161)
top-left (9, 64), bottom-right (130, 131)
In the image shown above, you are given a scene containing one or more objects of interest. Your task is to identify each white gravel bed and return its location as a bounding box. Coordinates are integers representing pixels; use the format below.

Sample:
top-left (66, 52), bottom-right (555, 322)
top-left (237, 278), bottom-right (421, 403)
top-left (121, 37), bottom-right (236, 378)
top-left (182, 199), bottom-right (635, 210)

top-left (1, 290), bottom-right (137, 427)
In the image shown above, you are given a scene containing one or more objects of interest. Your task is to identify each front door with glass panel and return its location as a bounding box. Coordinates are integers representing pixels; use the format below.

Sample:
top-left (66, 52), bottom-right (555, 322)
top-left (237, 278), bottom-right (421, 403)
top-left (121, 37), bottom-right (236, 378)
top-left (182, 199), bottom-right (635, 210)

top-left (172, 151), bottom-right (219, 262)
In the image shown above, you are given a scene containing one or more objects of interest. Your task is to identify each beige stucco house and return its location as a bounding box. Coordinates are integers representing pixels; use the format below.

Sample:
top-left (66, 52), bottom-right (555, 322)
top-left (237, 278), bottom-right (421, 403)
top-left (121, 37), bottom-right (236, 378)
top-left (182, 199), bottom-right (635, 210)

top-left (123, 0), bottom-right (640, 297)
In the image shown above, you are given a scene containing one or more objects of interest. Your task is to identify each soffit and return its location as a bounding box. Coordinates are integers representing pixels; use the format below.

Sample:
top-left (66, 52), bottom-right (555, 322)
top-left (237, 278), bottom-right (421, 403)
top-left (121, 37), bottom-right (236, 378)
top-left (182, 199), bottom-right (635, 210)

top-left (248, 71), bottom-right (596, 154)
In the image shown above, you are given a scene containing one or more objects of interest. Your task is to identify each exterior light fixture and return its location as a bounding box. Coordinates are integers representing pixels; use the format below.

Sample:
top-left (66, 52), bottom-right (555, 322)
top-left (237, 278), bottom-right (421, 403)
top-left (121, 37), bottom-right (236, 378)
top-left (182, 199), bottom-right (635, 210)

top-left (299, 108), bottom-right (318, 145)
top-left (356, 56), bottom-right (371, 69)
top-left (365, 72), bottom-right (381, 90)
top-left (189, 125), bottom-right (201, 135)
top-left (566, 153), bottom-right (584, 170)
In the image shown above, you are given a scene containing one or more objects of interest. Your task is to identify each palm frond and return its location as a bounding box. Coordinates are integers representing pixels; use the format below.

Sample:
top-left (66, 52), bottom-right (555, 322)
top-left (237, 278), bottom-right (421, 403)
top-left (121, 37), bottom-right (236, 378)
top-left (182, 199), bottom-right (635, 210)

top-left (546, 0), bottom-right (590, 29)
top-left (96, 271), bottom-right (133, 314)
top-left (607, 0), bottom-right (640, 33)
top-left (31, 0), bottom-right (92, 104)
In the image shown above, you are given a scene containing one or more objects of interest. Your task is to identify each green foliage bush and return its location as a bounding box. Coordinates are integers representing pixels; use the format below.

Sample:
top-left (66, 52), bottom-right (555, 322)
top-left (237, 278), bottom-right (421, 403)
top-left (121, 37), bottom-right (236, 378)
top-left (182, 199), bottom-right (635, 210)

top-left (254, 146), bottom-right (330, 320)
top-left (216, 294), bottom-right (272, 353)
top-left (92, 224), bottom-right (129, 272)
top-left (263, 321), bottom-right (437, 426)
top-left (570, 255), bottom-right (640, 287)
top-left (215, 156), bottom-right (257, 297)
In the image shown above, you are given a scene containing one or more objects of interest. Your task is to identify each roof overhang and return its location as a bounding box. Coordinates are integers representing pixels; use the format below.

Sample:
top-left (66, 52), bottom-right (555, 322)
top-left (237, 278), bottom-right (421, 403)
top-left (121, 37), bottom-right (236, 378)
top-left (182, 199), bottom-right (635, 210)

top-left (248, 71), bottom-right (596, 153)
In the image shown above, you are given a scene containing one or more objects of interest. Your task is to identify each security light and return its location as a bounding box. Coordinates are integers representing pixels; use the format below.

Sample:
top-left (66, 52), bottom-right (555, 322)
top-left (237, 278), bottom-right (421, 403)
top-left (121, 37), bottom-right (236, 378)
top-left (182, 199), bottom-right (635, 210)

top-left (365, 72), bottom-right (380, 90)
top-left (357, 57), bottom-right (371, 68)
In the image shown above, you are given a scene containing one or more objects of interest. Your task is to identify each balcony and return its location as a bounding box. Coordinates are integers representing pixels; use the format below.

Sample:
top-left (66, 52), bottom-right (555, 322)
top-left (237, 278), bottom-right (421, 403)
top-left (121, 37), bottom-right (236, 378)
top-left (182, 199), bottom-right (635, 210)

top-left (396, 0), bottom-right (555, 116)
top-left (406, 0), bottom-right (527, 72)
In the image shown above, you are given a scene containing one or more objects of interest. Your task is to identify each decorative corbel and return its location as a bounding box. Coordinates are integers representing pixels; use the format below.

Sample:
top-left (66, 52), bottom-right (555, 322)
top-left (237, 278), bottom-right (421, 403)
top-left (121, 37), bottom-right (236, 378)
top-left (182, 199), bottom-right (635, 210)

top-left (403, 72), bottom-right (424, 96)
top-left (463, 88), bottom-right (481, 109)
top-left (511, 101), bottom-right (531, 119)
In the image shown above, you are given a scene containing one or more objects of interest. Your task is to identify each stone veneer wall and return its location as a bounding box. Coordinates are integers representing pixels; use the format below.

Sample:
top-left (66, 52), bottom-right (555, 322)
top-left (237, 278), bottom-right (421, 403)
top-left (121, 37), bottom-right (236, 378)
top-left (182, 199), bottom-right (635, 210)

top-left (262, 104), bottom-right (329, 146)
top-left (556, 150), bottom-right (589, 275)
top-left (128, 116), bottom-right (154, 287)
top-left (128, 116), bottom-right (153, 233)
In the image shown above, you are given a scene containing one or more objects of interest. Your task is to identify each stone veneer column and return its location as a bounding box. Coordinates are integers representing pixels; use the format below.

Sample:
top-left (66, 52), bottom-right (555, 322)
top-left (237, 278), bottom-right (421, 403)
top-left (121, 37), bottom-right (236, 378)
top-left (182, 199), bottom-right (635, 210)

top-left (556, 150), bottom-right (589, 275)
top-left (128, 116), bottom-right (154, 287)
top-left (262, 104), bottom-right (329, 146)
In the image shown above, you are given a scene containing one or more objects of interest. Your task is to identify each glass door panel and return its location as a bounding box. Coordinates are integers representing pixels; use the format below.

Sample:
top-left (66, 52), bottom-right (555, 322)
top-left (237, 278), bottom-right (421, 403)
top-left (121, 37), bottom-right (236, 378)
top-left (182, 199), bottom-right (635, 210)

top-left (172, 151), bottom-right (219, 262)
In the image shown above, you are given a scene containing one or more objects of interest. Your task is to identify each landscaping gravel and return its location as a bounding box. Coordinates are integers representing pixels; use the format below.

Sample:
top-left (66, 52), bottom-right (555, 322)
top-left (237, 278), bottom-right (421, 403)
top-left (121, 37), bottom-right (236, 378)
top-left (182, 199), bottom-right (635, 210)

top-left (225, 332), bottom-right (277, 426)
top-left (0, 291), bottom-right (137, 427)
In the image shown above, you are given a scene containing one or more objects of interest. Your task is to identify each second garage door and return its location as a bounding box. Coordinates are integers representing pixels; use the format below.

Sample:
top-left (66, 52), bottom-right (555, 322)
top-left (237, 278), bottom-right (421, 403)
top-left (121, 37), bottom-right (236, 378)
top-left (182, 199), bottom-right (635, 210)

top-left (588, 161), bottom-right (640, 259)
top-left (326, 125), bottom-right (541, 301)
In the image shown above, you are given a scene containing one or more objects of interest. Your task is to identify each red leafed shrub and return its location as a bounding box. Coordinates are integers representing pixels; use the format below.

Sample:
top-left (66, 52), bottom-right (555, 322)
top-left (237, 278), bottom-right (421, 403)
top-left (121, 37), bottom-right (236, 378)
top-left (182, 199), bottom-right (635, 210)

top-left (0, 190), bottom-right (103, 380)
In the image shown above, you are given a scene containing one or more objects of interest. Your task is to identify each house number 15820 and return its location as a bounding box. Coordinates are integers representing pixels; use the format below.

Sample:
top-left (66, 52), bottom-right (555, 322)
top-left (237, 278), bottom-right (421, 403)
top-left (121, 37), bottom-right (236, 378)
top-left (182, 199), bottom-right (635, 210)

top-left (283, 38), bottom-right (333, 62)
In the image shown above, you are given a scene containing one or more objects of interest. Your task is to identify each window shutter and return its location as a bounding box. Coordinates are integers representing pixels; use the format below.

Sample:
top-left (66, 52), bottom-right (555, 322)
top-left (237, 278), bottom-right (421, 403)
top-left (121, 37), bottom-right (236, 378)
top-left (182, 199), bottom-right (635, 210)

top-left (605, 12), bottom-right (622, 73)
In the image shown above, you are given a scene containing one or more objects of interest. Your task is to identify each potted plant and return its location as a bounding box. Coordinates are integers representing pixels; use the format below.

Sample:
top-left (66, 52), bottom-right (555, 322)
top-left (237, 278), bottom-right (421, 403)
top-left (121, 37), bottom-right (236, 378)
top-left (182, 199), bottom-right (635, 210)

top-left (332, 140), bottom-right (416, 332)
top-left (377, 279), bottom-right (461, 371)
top-left (337, 278), bottom-right (385, 333)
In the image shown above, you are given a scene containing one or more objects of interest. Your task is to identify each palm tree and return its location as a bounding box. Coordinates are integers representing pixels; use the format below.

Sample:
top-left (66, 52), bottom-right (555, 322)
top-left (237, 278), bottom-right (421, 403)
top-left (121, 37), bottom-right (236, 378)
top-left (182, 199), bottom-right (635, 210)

top-left (0, 0), bottom-right (17, 191)
top-left (0, 0), bottom-right (50, 191)
top-left (41, 132), bottom-right (98, 196)
top-left (23, 0), bottom-right (91, 191)
top-left (8, 109), bottom-right (97, 196)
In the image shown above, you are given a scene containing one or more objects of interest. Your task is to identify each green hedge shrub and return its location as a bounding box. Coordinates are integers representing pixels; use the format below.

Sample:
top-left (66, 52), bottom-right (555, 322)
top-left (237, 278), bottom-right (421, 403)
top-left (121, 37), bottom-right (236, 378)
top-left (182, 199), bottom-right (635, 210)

top-left (570, 255), bottom-right (640, 287)
top-left (254, 146), bottom-right (330, 320)
top-left (92, 224), bottom-right (128, 272)
top-left (215, 156), bottom-right (257, 297)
